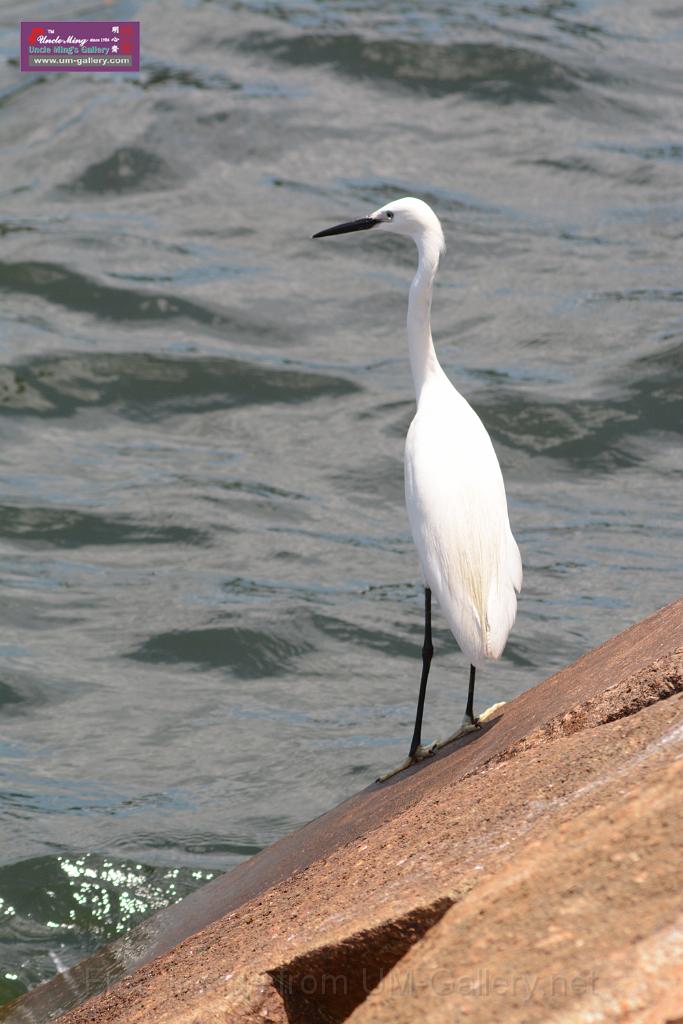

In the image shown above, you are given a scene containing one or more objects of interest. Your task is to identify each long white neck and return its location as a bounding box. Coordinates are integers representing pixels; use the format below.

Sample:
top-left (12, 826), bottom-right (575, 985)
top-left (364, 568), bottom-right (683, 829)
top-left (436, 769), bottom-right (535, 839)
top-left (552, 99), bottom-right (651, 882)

top-left (407, 238), bottom-right (442, 402)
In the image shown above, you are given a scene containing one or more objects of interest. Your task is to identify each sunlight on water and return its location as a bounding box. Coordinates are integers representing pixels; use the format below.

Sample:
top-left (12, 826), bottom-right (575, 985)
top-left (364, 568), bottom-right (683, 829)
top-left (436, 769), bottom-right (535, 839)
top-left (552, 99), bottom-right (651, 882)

top-left (0, 854), bottom-right (215, 1002)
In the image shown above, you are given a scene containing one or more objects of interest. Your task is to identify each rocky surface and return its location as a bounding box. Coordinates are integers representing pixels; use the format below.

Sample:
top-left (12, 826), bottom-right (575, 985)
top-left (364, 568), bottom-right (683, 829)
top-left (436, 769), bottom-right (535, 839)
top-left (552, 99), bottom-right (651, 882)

top-left (4, 598), bottom-right (683, 1024)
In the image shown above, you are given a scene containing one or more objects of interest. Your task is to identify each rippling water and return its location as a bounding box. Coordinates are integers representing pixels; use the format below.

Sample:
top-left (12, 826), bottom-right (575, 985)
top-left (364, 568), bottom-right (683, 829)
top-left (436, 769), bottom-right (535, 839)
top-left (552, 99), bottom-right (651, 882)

top-left (1, 0), bottom-right (682, 1005)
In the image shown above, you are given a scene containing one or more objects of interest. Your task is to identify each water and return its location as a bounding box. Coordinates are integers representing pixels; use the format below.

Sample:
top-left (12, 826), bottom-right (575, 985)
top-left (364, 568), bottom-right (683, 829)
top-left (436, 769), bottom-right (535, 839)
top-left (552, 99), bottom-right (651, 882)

top-left (1, 0), bottom-right (681, 1006)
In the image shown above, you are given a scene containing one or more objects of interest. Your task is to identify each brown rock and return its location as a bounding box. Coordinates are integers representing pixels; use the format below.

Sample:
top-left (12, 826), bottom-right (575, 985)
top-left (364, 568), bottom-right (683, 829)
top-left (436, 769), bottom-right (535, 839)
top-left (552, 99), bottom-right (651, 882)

top-left (3, 598), bottom-right (682, 1024)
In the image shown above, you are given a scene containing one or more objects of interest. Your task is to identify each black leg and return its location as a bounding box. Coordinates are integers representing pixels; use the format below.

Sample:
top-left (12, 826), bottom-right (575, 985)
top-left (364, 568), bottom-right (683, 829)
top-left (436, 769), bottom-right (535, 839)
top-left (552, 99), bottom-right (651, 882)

top-left (408, 587), bottom-right (433, 758)
top-left (465, 664), bottom-right (476, 724)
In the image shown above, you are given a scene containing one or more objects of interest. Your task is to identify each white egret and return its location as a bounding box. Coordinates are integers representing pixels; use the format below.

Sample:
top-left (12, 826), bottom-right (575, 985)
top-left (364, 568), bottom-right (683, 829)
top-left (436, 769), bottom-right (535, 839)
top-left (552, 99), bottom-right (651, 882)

top-left (313, 197), bottom-right (522, 780)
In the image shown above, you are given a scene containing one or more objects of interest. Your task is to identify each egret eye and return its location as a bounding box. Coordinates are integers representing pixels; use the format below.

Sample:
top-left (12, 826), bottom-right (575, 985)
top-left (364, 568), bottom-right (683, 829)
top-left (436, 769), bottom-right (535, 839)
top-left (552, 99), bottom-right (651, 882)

top-left (386, 211), bottom-right (394, 220)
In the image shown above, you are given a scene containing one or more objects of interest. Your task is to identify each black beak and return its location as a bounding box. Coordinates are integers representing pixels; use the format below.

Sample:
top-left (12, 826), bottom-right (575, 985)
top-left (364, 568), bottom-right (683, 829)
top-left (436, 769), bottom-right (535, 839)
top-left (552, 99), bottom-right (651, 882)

top-left (312, 216), bottom-right (378, 239)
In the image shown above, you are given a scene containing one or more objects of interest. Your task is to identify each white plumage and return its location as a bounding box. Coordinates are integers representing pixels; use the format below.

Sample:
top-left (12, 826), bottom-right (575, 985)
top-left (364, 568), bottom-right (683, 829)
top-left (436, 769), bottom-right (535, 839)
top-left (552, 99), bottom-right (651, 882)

top-left (405, 367), bottom-right (522, 668)
top-left (313, 196), bottom-right (522, 775)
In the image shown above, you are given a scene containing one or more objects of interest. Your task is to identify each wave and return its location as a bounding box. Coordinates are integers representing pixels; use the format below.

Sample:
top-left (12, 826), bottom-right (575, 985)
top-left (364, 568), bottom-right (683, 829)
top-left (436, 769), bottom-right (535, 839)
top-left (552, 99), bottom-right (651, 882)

top-left (0, 350), bottom-right (359, 421)
top-left (239, 32), bottom-right (600, 103)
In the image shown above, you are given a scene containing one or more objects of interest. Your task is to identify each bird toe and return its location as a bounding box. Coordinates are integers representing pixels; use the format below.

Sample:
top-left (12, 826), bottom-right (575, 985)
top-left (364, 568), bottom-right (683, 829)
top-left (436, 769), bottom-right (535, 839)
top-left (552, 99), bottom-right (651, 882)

top-left (376, 741), bottom-right (436, 783)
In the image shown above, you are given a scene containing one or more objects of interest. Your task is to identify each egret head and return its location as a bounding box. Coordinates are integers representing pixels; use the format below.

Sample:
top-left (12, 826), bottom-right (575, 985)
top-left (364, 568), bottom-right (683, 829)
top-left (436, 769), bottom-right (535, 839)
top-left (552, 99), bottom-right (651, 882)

top-left (313, 196), bottom-right (445, 261)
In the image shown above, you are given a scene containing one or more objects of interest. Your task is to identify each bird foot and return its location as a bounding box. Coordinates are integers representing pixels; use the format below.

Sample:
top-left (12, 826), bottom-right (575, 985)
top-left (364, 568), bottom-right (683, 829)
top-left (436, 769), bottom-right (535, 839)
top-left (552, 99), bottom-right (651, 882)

top-left (478, 700), bottom-right (507, 723)
top-left (433, 718), bottom-right (479, 750)
top-left (376, 742), bottom-right (436, 783)
top-left (434, 700), bottom-right (507, 751)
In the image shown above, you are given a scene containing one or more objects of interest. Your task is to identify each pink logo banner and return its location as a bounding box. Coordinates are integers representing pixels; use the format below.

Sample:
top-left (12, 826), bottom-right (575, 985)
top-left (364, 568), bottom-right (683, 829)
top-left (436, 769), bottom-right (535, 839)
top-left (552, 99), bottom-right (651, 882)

top-left (21, 21), bottom-right (140, 72)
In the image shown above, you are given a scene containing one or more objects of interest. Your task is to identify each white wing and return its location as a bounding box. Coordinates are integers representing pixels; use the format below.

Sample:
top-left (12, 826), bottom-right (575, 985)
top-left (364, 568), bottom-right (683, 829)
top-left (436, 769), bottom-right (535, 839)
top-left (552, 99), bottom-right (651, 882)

top-left (404, 376), bottom-right (522, 667)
